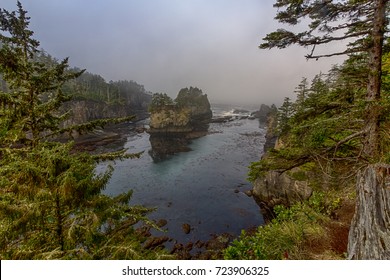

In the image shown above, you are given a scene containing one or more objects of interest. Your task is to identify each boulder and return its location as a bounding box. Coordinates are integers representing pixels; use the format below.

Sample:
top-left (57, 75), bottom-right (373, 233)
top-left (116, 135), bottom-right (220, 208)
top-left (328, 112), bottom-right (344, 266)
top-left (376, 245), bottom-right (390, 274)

top-left (252, 169), bottom-right (313, 208)
top-left (182, 223), bottom-right (191, 234)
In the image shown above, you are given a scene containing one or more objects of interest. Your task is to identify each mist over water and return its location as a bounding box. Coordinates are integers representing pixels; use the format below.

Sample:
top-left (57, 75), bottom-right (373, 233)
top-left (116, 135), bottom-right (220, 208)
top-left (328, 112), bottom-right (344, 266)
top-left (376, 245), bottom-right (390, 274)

top-left (98, 104), bottom-right (265, 244)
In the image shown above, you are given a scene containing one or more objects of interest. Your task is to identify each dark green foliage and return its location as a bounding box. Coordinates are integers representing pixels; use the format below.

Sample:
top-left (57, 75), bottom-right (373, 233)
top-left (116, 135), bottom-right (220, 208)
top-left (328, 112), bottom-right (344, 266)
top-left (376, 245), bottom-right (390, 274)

top-left (246, 0), bottom-right (389, 260)
top-left (0, 143), bottom-right (162, 259)
top-left (62, 71), bottom-right (152, 109)
top-left (260, 0), bottom-right (389, 160)
top-left (276, 97), bottom-right (294, 135)
top-left (260, 0), bottom-right (389, 59)
top-left (175, 86), bottom-right (210, 108)
top-left (224, 191), bottom-right (342, 260)
top-left (149, 87), bottom-right (211, 116)
top-left (148, 93), bottom-right (175, 112)
top-left (248, 55), bottom-right (374, 182)
top-left (0, 2), bottom-right (83, 147)
top-left (0, 2), bottom-right (169, 259)
top-left (0, 48), bottom-right (152, 110)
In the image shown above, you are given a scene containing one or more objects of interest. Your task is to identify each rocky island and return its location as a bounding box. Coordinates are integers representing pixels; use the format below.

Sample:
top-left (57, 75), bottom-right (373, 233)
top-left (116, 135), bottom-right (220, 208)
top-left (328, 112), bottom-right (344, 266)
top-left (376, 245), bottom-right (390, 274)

top-left (147, 87), bottom-right (212, 161)
top-left (148, 87), bottom-right (212, 133)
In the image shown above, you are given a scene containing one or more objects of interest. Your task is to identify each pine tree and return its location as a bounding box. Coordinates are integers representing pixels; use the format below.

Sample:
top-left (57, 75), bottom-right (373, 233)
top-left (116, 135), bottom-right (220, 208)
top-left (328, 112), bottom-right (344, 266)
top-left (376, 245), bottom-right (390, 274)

top-left (0, 2), bottom-right (168, 259)
top-left (276, 97), bottom-right (294, 135)
top-left (293, 77), bottom-right (309, 113)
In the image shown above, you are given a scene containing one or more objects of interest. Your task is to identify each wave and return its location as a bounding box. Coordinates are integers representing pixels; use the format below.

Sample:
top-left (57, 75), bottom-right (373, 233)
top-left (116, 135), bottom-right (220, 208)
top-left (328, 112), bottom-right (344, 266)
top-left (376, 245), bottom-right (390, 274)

top-left (212, 104), bottom-right (253, 118)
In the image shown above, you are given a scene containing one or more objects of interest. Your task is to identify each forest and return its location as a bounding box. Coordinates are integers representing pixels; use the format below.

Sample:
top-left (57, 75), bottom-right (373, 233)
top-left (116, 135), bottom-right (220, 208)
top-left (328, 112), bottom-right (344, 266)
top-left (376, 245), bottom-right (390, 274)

top-left (1, 0), bottom-right (390, 260)
top-left (1, 51), bottom-right (152, 111)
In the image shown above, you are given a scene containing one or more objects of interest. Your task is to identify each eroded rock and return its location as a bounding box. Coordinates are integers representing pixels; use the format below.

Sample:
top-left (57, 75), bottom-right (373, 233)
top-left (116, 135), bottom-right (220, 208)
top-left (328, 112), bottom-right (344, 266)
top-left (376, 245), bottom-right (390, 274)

top-left (252, 169), bottom-right (313, 208)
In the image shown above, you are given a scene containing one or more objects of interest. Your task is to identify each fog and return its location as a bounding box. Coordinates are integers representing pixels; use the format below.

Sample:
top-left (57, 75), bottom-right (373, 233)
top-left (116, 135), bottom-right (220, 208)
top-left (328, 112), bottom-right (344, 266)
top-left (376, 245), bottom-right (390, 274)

top-left (2, 0), bottom-right (345, 106)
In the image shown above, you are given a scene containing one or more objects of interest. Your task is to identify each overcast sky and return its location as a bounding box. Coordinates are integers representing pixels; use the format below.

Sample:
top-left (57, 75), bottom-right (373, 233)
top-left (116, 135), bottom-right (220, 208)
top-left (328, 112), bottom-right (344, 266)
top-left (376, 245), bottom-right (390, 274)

top-left (2, 0), bottom-right (345, 106)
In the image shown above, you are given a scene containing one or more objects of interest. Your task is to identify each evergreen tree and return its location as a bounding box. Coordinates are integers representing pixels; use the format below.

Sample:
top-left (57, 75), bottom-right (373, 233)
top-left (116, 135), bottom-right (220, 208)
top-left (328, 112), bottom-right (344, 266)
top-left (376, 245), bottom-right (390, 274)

top-left (0, 2), bottom-right (168, 259)
top-left (276, 97), bottom-right (294, 135)
top-left (293, 77), bottom-right (309, 113)
top-left (260, 0), bottom-right (389, 160)
top-left (148, 93), bottom-right (175, 112)
top-left (258, 0), bottom-right (390, 259)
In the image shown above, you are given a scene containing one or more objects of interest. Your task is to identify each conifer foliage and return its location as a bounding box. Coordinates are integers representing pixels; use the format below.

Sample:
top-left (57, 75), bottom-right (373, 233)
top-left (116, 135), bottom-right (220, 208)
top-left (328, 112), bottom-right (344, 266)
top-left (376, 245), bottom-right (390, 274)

top-left (0, 2), bottom-right (166, 259)
top-left (260, 0), bottom-right (389, 160)
top-left (255, 0), bottom-right (390, 259)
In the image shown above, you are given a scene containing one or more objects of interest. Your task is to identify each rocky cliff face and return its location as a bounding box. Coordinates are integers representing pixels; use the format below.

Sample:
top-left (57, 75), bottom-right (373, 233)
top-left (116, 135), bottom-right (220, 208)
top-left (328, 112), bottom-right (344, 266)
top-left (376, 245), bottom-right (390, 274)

top-left (251, 105), bottom-right (313, 220)
top-left (253, 169), bottom-right (313, 207)
top-left (149, 106), bottom-right (193, 133)
top-left (61, 99), bottom-right (149, 127)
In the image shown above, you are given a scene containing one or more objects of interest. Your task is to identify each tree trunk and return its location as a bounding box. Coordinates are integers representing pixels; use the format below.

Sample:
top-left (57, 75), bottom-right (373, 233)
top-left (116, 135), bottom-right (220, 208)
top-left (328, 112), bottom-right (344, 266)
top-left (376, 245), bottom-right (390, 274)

top-left (347, 0), bottom-right (389, 260)
top-left (347, 164), bottom-right (390, 259)
top-left (363, 0), bottom-right (387, 158)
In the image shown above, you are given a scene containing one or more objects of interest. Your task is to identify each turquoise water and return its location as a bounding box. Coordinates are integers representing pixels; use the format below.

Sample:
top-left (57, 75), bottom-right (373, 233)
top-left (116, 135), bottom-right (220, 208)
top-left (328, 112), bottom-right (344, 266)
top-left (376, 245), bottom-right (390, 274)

top-left (98, 107), bottom-right (265, 244)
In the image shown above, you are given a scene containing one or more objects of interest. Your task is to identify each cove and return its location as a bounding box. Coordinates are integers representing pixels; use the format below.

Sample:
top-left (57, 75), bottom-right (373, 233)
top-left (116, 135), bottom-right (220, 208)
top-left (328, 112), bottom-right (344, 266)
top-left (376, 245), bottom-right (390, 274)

top-left (98, 105), bottom-right (266, 246)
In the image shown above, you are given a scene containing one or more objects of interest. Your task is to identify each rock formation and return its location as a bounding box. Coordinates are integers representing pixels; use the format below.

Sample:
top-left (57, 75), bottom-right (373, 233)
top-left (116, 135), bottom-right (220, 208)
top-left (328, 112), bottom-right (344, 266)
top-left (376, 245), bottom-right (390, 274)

top-left (148, 87), bottom-right (212, 133)
top-left (251, 104), bottom-right (276, 124)
top-left (251, 104), bottom-right (313, 221)
top-left (149, 105), bottom-right (193, 133)
top-left (147, 87), bottom-right (212, 161)
top-left (61, 98), bottom-right (151, 127)
top-left (253, 169), bottom-right (313, 209)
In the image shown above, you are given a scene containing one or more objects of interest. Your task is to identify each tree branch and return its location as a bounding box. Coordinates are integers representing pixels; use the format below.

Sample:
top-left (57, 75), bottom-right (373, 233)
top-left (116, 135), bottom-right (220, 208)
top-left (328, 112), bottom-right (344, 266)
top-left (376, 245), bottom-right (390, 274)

top-left (332, 129), bottom-right (367, 157)
top-left (306, 47), bottom-right (367, 60)
top-left (301, 30), bottom-right (369, 46)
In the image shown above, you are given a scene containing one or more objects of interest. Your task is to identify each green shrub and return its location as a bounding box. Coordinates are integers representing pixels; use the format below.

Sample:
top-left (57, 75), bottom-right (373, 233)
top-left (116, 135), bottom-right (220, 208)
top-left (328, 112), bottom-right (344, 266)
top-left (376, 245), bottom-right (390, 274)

top-left (224, 191), bottom-right (341, 260)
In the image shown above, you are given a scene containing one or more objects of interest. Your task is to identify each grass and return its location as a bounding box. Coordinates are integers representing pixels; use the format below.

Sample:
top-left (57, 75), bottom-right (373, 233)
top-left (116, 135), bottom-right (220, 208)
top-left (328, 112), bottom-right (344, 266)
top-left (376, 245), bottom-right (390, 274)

top-left (223, 188), bottom-right (355, 260)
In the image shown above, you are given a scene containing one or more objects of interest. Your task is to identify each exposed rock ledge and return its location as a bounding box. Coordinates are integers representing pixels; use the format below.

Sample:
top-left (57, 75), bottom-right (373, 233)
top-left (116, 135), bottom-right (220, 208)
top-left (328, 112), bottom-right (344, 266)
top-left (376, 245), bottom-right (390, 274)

top-left (253, 169), bottom-right (313, 221)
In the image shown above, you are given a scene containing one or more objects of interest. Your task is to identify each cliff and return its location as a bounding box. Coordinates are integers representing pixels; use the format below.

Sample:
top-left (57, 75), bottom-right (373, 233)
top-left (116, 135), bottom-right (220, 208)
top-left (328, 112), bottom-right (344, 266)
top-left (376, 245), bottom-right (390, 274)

top-left (148, 87), bottom-right (212, 133)
top-left (175, 87), bottom-right (212, 123)
top-left (149, 105), bottom-right (193, 133)
top-left (61, 98), bottom-right (150, 127)
top-left (251, 105), bottom-right (313, 220)
top-left (252, 169), bottom-right (313, 221)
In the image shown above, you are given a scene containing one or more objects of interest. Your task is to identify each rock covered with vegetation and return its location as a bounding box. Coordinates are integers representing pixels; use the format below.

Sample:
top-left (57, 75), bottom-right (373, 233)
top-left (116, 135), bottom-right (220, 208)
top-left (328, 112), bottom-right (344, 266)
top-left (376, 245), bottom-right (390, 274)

top-left (0, 48), bottom-right (152, 127)
top-left (148, 87), bottom-right (212, 133)
top-left (61, 77), bottom-right (152, 125)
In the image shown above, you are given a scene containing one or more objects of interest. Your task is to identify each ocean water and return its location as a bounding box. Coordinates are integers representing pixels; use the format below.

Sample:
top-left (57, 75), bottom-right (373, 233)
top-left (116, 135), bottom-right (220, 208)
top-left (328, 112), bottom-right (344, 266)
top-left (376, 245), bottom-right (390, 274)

top-left (97, 104), bottom-right (266, 244)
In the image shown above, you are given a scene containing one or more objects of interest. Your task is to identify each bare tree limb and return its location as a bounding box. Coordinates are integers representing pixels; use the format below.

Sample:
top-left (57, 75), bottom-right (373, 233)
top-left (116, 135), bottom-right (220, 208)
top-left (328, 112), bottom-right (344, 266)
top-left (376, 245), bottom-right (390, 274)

top-left (306, 47), bottom-right (367, 60)
top-left (332, 129), bottom-right (367, 157)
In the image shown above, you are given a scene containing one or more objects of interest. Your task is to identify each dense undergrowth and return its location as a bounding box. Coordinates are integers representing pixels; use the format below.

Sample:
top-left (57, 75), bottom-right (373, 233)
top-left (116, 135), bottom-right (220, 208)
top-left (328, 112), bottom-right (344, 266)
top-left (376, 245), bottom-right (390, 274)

top-left (224, 189), bottom-right (355, 260)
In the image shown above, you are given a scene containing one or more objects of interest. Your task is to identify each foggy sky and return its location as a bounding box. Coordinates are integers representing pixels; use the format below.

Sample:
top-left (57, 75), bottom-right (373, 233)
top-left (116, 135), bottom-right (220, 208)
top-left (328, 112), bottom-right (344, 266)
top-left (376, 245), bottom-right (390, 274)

top-left (2, 0), bottom-right (345, 106)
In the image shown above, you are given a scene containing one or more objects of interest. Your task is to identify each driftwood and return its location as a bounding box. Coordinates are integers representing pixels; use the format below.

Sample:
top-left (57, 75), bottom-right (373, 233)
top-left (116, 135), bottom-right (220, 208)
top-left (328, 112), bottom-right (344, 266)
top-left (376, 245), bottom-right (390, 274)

top-left (348, 164), bottom-right (390, 259)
